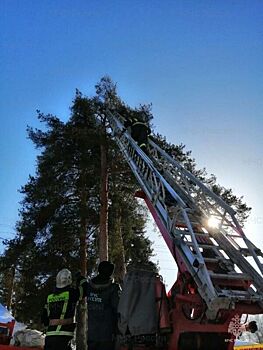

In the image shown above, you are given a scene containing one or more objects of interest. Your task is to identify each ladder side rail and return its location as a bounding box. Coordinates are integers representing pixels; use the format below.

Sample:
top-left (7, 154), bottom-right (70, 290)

top-left (140, 192), bottom-right (220, 310)
top-left (149, 138), bottom-right (263, 273)
top-left (108, 110), bottom-right (187, 208)
top-left (163, 166), bottom-right (242, 233)
top-left (201, 212), bottom-right (263, 281)
top-left (115, 111), bottom-right (232, 219)
top-left (150, 147), bottom-right (238, 227)
top-left (231, 215), bottom-right (263, 275)
top-left (181, 209), bottom-right (216, 295)
top-left (147, 145), bottom-right (232, 228)
top-left (109, 116), bottom-right (191, 233)
top-left (107, 111), bottom-right (263, 311)
top-left (115, 112), bottom-right (242, 230)
top-left (190, 188), bottom-right (263, 274)
top-left (209, 228), bottom-right (263, 294)
top-left (161, 168), bottom-right (196, 207)
top-left (180, 197), bottom-right (262, 287)
top-left (149, 138), bottom-right (235, 215)
top-left (107, 111), bottom-right (220, 304)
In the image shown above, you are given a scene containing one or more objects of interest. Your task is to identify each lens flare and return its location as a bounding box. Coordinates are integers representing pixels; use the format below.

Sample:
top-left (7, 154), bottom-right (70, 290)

top-left (207, 216), bottom-right (220, 228)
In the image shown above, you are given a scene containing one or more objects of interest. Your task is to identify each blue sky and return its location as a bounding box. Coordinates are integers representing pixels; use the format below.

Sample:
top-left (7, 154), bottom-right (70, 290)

top-left (1, 0), bottom-right (262, 288)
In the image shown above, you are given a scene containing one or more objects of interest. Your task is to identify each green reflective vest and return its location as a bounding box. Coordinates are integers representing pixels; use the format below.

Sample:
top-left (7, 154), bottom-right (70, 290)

top-left (46, 291), bottom-right (73, 337)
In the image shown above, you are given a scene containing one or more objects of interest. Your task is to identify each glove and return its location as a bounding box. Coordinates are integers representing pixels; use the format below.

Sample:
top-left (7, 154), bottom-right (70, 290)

top-left (120, 128), bottom-right (126, 136)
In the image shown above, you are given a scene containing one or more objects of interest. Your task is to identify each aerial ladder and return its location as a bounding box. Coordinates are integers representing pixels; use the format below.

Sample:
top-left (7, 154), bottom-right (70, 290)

top-left (106, 110), bottom-right (263, 350)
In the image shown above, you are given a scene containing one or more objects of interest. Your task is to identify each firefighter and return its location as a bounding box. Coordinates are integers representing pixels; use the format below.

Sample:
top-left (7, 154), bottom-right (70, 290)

top-left (124, 113), bottom-right (151, 154)
top-left (41, 269), bottom-right (87, 350)
top-left (86, 261), bottom-right (121, 350)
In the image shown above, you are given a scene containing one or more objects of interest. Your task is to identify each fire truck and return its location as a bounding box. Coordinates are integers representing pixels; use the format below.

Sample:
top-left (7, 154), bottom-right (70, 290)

top-left (0, 320), bottom-right (41, 350)
top-left (106, 110), bottom-right (263, 350)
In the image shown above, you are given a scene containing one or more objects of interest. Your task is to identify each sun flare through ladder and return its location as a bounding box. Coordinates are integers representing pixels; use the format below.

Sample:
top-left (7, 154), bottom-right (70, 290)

top-left (106, 109), bottom-right (263, 318)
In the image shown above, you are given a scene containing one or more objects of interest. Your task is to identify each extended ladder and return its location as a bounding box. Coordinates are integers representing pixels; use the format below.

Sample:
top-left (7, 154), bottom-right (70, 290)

top-left (106, 110), bottom-right (263, 318)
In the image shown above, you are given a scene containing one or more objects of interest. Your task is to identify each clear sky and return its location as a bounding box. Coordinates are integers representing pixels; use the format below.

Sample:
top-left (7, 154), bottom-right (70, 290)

top-left (1, 0), bottom-right (262, 289)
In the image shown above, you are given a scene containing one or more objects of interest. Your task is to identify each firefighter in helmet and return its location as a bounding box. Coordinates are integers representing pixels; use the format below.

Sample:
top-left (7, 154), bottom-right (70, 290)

top-left (41, 268), bottom-right (87, 350)
top-left (123, 112), bottom-right (151, 154)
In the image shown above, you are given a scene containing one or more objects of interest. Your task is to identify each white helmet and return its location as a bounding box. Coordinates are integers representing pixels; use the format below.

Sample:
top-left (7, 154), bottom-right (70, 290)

top-left (56, 269), bottom-right (72, 288)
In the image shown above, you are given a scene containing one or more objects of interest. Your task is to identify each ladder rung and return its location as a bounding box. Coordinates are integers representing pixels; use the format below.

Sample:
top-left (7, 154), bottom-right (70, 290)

top-left (239, 248), bottom-right (263, 257)
top-left (220, 291), bottom-right (263, 302)
top-left (220, 290), bottom-right (255, 298)
top-left (204, 258), bottom-right (221, 263)
top-left (226, 234), bottom-right (241, 239)
top-left (209, 272), bottom-right (251, 280)
top-left (183, 231), bottom-right (210, 238)
top-left (185, 242), bottom-right (218, 249)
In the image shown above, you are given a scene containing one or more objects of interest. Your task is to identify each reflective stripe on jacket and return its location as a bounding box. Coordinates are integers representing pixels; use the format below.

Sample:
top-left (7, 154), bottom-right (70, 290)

top-left (42, 282), bottom-right (88, 338)
top-left (46, 291), bottom-right (73, 337)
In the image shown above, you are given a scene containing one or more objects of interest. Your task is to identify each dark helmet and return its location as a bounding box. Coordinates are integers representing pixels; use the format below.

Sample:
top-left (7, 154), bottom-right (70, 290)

top-left (248, 321), bottom-right (258, 333)
top-left (98, 261), bottom-right (115, 278)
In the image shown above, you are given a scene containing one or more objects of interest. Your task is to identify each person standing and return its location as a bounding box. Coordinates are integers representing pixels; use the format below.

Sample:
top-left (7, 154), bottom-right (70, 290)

top-left (41, 268), bottom-right (87, 350)
top-left (86, 261), bottom-right (121, 350)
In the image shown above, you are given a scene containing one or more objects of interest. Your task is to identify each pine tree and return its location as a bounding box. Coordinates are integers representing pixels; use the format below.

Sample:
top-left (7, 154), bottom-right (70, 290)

top-left (0, 82), bottom-right (155, 332)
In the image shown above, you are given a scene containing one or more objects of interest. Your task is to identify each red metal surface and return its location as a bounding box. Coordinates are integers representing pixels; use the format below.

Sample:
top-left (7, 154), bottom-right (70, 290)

top-left (0, 346), bottom-right (40, 350)
top-left (167, 295), bottom-right (236, 350)
top-left (135, 190), bottom-right (262, 350)
top-left (0, 321), bottom-right (15, 346)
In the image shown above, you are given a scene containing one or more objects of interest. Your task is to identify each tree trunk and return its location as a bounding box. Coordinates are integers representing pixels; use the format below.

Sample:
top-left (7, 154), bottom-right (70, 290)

top-left (6, 266), bottom-right (15, 310)
top-left (99, 141), bottom-right (109, 261)
top-left (76, 298), bottom-right (87, 350)
top-left (115, 208), bottom-right (126, 283)
top-left (76, 178), bottom-right (88, 350)
top-left (110, 203), bottom-right (126, 283)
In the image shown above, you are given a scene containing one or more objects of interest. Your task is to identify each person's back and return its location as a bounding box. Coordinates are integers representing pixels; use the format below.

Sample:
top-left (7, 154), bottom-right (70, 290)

top-left (86, 261), bottom-right (121, 350)
top-left (42, 269), bottom-right (86, 350)
top-left (123, 113), bottom-right (151, 154)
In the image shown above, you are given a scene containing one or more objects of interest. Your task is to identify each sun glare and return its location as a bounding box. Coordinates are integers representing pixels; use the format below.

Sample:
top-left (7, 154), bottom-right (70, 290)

top-left (207, 216), bottom-right (220, 229)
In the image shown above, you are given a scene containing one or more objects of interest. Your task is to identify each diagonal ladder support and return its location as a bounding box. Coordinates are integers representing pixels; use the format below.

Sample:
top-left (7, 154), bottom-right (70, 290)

top-left (148, 138), bottom-right (263, 275)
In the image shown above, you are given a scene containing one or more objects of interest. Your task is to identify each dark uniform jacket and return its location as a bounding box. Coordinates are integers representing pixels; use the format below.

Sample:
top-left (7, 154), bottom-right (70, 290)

top-left (42, 284), bottom-right (86, 338)
top-left (86, 276), bottom-right (121, 342)
top-left (124, 117), bottom-right (151, 150)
